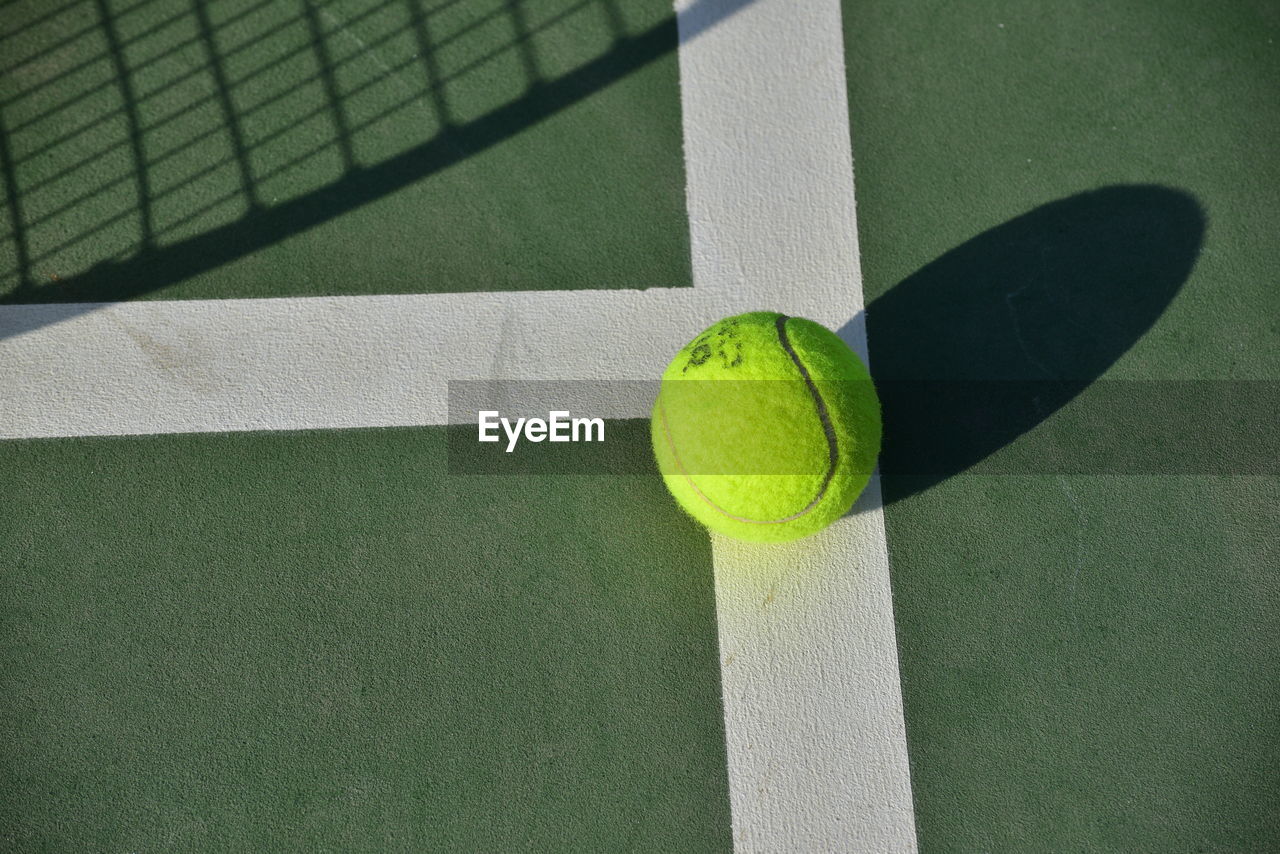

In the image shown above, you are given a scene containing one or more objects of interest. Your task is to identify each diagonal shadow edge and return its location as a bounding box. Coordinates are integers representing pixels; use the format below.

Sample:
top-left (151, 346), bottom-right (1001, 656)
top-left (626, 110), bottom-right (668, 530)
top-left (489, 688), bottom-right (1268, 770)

top-left (844, 184), bottom-right (1208, 509)
top-left (2, 17), bottom-right (681, 310)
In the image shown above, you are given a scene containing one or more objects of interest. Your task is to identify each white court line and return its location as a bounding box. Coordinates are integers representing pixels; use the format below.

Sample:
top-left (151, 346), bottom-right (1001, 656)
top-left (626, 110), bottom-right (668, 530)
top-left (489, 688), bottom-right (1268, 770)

top-left (0, 1), bottom-right (916, 850)
top-left (676, 1), bottom-right (915, 850)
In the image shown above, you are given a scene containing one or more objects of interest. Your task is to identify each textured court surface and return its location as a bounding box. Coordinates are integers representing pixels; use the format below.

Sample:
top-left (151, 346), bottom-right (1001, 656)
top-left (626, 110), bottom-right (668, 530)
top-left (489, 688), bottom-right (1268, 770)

top-left (2, 0), bottom-right (1277, 851)
top-left (1, 429), bottom-right (729, 850)
top-left (846, 2), bottom-right (1278, 849)
top-left (0, 0), bottom-right (690, 300)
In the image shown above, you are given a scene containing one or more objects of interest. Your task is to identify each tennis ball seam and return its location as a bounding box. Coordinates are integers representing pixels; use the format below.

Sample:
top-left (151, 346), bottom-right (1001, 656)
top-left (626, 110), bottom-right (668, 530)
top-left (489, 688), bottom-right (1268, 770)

top-left (657, 314), bottom-right (839, 525)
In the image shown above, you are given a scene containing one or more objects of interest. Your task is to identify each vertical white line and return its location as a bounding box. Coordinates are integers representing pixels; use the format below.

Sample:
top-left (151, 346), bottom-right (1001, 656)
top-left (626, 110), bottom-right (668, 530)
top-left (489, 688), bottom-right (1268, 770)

top-left (674, 0), bottom-right (917, 850)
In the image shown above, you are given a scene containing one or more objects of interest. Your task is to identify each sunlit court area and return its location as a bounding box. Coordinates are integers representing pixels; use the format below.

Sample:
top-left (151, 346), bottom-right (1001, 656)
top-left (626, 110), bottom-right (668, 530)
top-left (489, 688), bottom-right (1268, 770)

top-left (2, 0), bottom-right (1277, 851)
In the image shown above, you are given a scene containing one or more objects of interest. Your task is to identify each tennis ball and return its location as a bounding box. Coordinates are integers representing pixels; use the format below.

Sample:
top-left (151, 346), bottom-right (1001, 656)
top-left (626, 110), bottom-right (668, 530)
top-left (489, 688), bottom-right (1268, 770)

top-left (651, 312), bottom-right (881, 543)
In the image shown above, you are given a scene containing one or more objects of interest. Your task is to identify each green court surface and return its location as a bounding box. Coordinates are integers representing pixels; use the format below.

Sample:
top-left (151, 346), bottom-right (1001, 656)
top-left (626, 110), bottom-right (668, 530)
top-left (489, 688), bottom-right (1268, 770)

top-left (0, 429), bottom-right (730, 850)
top-left (846, 0), bottom-right (1279, 850)
top-left (0, 0), bottom-right (690, 301)
top-left (2, 0), bottom-right (1278, 851)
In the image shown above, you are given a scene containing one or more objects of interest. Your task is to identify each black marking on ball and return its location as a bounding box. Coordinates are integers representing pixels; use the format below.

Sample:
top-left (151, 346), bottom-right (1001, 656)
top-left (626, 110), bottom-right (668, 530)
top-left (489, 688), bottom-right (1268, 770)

top-left (683, 341), bottom-right (713, 372)
top-left (774, 314), bottom-right (839, 508)
top-left (682, 319), bottom-right (744, 373)
top-left (714, 319), bottom-right (744, 369)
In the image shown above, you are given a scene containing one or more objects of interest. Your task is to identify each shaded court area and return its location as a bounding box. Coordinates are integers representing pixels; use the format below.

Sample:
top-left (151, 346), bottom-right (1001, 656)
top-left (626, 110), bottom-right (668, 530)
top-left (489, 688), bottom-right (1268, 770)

top-left (0, 0), bottom-right (691, 302)
top-left (845, 0), bottom-right (1280, 850)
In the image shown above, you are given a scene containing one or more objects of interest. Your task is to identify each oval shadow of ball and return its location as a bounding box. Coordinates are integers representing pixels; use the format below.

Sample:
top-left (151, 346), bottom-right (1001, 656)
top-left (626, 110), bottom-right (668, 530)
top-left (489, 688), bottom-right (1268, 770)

top-left (847, 184), bottom-right (1205, 506)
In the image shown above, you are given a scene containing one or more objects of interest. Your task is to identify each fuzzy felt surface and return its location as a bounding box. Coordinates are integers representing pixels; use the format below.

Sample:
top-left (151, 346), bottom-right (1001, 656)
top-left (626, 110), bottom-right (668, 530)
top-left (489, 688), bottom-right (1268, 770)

top-left (651, 312), bottom-right (882, 543)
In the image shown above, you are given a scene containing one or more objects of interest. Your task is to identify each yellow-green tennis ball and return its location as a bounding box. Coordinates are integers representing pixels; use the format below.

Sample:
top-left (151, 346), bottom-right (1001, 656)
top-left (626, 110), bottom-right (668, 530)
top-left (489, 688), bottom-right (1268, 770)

top-left (651, 312), bottom-right (881, 543)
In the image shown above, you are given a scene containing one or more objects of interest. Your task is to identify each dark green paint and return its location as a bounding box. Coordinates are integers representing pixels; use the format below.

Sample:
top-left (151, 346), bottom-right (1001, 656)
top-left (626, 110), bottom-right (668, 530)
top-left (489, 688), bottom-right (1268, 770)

top-left (0, 0), bottom-right (691, 302)
top-left (0, 428), bottom-right (731, 851)
top-left (845, 0), bottom-right (1280, 850)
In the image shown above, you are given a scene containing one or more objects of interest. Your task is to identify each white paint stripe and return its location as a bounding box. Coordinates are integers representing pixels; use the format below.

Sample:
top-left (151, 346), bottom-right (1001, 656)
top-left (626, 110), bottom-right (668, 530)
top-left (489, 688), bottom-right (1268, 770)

top-left (711, 482), bottom-right (916, 853)
top-left (675, 1), bottom-right (916, 850)
top-left (0, 1), bottom-right (917, 850)
top-left (0, 290), bottom-right (749, 438)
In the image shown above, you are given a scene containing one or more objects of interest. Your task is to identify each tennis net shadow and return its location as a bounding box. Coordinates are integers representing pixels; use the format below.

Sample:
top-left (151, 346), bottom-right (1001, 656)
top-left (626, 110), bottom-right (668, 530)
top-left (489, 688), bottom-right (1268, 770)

top-left (0, 0), bottom-right (706, 305)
